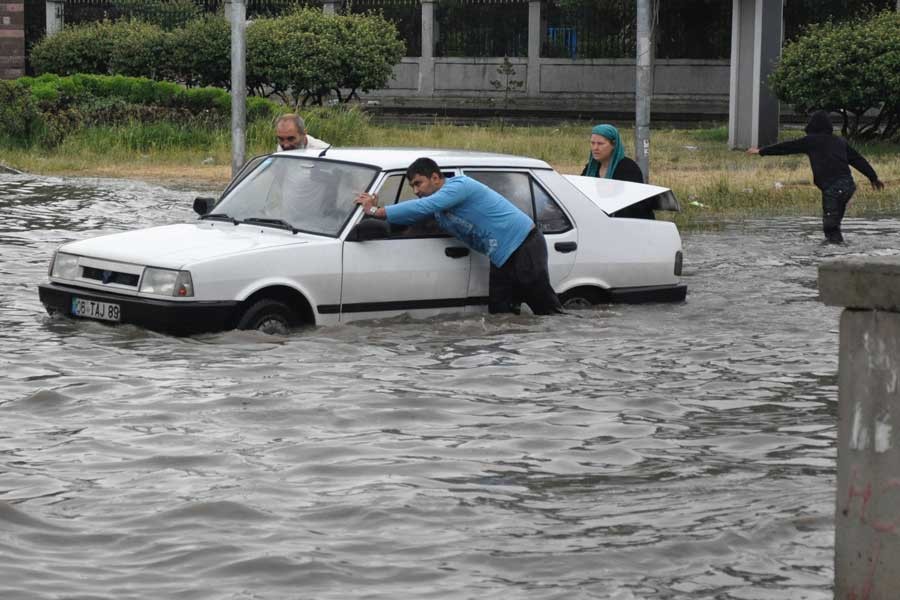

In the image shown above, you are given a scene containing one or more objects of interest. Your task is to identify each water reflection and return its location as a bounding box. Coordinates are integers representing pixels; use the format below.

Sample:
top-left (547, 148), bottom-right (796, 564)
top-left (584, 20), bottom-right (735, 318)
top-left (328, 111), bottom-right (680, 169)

top-left (1, 173), bottom-right (899, 599)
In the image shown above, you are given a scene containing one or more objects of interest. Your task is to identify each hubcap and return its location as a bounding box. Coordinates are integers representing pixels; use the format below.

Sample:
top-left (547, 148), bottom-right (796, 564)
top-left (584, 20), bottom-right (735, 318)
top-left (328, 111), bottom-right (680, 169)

top-left (256, 316), bottom-right (290, 335)
top-left (563, 296), bottom-right (593, 310)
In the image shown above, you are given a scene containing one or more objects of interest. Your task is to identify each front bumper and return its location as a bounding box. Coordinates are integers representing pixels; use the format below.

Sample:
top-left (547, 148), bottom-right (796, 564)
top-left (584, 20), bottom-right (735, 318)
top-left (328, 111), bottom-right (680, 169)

top-left (38, 282), bottom-right (239, 336)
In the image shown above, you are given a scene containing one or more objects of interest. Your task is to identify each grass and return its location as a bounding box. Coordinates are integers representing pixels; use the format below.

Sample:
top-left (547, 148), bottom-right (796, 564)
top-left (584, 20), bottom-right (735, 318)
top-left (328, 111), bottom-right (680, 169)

top-left (1, 111), bottom-right (898, 228)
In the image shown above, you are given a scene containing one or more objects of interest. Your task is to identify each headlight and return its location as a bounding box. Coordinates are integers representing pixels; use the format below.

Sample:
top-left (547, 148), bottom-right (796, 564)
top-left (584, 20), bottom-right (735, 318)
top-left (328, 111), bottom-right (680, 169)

top-left (50, 252), bottom-right (80, 279)
top-left (140, 267), bottom-right (194, 297)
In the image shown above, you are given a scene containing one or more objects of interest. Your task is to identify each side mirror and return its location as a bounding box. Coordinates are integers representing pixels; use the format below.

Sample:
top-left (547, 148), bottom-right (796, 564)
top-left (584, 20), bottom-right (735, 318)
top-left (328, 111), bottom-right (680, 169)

top-left (193, 196), bottom-right (216, 216)
top-left (347, 218), bottom-right (390, 242)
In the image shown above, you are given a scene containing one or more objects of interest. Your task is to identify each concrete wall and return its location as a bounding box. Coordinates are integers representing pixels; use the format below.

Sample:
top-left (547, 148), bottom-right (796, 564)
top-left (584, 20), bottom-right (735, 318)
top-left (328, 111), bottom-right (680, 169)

top-left (819, 256), bottom-right (900, 600)
top-left (369, 58), bottom-right (731, 118)
top-left (0, 2), bottom-right (25, 80)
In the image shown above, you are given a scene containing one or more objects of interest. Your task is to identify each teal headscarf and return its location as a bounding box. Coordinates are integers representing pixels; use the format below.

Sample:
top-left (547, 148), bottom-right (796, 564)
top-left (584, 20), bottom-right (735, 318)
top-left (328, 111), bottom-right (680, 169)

top-left (585, 124), bottom-right (624, 179)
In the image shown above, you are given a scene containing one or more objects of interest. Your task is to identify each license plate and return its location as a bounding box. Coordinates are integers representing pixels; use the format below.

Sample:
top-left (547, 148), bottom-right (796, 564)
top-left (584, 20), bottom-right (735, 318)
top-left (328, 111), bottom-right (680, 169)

top-left (71, 297), bottom-right (121, 322)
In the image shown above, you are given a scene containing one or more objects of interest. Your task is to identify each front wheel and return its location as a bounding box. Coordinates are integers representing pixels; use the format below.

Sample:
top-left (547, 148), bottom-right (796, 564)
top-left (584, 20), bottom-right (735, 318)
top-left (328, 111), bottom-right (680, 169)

top-left (236, 299), bottom-right (296, 335)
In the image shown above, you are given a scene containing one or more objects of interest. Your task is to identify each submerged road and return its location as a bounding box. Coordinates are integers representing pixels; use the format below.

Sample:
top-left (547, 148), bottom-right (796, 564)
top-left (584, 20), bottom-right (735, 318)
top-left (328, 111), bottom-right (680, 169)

top-left (2, 173), bottom-right (899, 598)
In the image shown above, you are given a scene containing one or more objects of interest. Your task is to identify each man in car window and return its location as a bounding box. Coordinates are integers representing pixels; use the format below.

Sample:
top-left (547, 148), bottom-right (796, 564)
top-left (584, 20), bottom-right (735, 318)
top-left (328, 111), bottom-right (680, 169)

top-left (355, 157), bottom-right (562, 315)
top-left (275, 114), bottom-right (329, 151)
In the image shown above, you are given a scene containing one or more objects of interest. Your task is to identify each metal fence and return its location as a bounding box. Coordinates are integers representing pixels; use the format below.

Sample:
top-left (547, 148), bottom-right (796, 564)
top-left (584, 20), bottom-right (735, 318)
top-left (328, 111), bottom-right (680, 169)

top-left (346, 0), bottom-right (420, 56)
top-left (57, 0), bottom-right (320, 30)
top-left (21, 0), bottom-right (900, 71)
top-left (436, 0), bottom-right (528, 58)
top-left (542, 0), bottom-right (635, 59)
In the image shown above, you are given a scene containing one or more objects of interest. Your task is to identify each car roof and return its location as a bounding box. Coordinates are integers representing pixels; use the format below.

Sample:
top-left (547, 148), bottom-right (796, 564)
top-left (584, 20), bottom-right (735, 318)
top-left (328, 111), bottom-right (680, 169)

top-left (274, 147), bottom-right (553, 171)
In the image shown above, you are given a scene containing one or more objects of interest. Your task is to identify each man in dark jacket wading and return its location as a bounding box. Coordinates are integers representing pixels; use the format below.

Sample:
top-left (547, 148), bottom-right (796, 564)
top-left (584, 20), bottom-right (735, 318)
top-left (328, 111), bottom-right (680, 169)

top-left (748, 110), bottom-right (885, 243)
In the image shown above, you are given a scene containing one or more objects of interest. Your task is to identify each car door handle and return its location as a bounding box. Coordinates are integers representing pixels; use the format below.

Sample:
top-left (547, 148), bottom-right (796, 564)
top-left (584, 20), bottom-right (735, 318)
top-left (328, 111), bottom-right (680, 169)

top-left (445, 247), bottom-right (470, 258)
top-left (554, 241), bottom-right (577, 253)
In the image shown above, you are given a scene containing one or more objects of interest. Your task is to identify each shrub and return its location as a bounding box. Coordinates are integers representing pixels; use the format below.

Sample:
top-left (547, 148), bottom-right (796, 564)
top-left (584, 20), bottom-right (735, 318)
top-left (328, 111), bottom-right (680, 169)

top-left (30, 22), bottom-right (117, 76)
top-left (0, 80), bottom-right (41, 145)
top-left (333, 11), bottom-right (405, 102)
top-left (247, 7), bottom-right (404, 105)
top-left (10, 74), bottom-right (281, 148)
top-left (770, 10), bottom-right (900, 140)
top-left (30, 20), bottom-right (164, 77)
top-left (29, 9), bottom-right (405, 105)
top-left (107, 21), bottom-right (172, 80)
top-left (166, 16), bottom-right (231, 88)
top-left (247, 9), bottom-right (342, 105)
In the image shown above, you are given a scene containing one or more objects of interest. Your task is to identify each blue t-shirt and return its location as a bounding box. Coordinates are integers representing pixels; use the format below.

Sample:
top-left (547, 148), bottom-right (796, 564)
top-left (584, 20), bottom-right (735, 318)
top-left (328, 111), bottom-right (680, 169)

top-left (384, 176), bottom-right (534, 267)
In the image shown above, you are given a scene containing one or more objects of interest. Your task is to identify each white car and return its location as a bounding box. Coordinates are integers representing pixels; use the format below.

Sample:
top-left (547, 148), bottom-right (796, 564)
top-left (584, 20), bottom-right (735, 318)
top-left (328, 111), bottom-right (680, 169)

top-left (38, 148), bottom-right (686, 335)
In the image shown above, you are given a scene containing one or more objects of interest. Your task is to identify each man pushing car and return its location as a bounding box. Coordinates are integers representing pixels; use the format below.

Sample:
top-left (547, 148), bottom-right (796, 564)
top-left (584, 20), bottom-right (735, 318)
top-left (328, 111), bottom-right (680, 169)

top-left (354, 157), bottom-right (562, 316)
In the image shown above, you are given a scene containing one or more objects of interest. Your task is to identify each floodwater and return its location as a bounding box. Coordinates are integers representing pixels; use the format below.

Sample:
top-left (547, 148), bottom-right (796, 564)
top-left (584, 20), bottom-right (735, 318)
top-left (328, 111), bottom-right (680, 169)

top-left (2, 173), bottom-right (899, 600)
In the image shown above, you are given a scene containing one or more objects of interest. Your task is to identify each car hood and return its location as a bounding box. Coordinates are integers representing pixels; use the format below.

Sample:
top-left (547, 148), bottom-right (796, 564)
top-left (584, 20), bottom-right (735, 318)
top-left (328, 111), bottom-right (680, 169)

top-left (563, 175), bottom-right (679, 214)
top-left (59, 223), bottom-right (321, 269)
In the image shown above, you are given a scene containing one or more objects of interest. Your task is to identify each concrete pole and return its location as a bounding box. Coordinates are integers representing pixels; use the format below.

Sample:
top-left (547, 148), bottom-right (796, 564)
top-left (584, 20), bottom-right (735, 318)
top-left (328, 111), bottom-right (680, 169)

top-left (819, 256), bottom-right (900, 600)
top-left (45, 0), bottom-right (64, 36)
top-left (635, 0), bottom-right (652, 181)
top-left (728, 0), bottom-right (783, 150)
top-left (526, 0), bottom-right (540, 97)
top-left (228, 0), bottom-right (247, 176)
top-left (419, 0), bottom-right (435, 96)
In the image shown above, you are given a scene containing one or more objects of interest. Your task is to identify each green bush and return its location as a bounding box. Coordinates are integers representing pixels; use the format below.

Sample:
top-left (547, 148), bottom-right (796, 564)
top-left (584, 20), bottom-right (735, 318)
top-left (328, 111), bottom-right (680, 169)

top-left (247, 9), bottom-right (342, 105)
top-left (167, 16), bottom-right (231, 88)
top-left (30, 20), bottom-right (163, 77)
top-left (30, 22), bottom-right (115, 76)
top-left (29, 9), bottom-right (405, 105)
top-left (334, 11), bottom-right (405, 102)
top-left (107, 21), bottom-right (172, 80)
top-left (247, 7), bottom-right (404, 105)
top-left (770, 10), bottom-right (900, 140)
top-left (0, 80), bottom-right (41, 145)
top-left (10, 74), bottom-right (281, 148)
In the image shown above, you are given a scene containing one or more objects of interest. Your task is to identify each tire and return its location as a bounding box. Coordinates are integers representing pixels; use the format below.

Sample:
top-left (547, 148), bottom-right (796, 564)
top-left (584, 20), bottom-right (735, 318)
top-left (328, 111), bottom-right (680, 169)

top-left (236, 299), bottom-right (296, 335)
top-left (559, 288), bottom-right (600, 310)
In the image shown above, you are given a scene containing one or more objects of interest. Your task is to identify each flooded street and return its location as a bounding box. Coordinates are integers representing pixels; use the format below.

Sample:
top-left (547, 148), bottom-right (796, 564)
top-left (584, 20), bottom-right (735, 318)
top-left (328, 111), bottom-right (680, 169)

top-left (2, 173), bottom-right (900, 599)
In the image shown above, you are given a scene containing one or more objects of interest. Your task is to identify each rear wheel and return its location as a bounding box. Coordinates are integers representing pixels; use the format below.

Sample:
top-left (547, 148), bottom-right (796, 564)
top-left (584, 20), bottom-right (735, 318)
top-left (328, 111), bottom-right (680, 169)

top-left (236, 299), bottom-right (296, 335)
top-left (559, 288), bottom-right (601, 310)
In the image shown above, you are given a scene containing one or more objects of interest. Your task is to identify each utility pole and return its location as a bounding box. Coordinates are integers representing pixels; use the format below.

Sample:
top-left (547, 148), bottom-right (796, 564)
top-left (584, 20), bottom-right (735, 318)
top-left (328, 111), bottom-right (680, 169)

top-left (229, 0), bottom-right (247, 177)
top-left (635, 0), bottom-right (653, 181)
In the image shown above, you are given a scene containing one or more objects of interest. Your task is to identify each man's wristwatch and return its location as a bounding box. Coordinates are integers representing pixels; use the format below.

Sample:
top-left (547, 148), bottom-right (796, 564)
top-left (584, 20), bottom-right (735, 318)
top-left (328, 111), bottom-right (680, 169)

top-left (368, 206), bottom-right (378, 216)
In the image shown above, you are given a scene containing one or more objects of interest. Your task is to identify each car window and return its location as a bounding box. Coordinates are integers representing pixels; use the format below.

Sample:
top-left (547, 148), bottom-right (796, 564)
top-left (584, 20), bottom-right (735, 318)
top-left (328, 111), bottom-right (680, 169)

top-left (219, 154), bottom-right (269, 199)
top-left (466, 171), bottom-right (534, 219)
top-left (532, 179), bottom-right (572, 234)
top-left (466, 170), bottom-right (572, 234)
top-left (375, 173), bottom-right (446, 238)
top-left (215, 157), bottom-right (377, 237)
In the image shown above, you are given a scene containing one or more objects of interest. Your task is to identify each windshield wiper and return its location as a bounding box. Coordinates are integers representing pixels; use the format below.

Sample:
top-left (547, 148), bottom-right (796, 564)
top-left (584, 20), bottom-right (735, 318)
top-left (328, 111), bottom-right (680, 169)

top-left (200, 213), bottom-right (241, 225)
top-left (243, 217), bottom-right (302, 234)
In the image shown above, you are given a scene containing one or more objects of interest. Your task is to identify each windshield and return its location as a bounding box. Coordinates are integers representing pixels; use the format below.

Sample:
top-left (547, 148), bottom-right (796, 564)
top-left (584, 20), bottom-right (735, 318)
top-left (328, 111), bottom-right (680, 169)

top-left (213, 157), bottom-right (378, 236)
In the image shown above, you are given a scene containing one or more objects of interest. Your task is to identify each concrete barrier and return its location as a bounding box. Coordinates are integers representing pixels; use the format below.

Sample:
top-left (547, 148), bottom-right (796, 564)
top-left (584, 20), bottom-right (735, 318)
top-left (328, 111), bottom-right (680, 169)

top-left (819, 256), bottom-right (900, 600)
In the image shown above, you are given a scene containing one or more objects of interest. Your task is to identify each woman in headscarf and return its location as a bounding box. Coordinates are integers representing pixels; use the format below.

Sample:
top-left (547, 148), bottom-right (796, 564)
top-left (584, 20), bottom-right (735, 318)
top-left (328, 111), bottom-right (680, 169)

top-left (748, 110), bottom-right (884, 243)
top-left (581, 124), bottom-right (653, 219)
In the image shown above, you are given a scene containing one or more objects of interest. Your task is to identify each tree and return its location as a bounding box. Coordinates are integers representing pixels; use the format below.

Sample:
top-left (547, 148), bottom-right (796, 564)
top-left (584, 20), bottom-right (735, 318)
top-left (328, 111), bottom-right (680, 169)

top-left (769, 10), bottom-right (900, 140)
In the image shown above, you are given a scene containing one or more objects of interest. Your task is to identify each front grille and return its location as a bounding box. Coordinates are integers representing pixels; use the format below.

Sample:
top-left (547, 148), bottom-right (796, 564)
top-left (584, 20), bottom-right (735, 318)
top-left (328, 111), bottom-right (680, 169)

top-left (82, 266), bottom-right (140, 287)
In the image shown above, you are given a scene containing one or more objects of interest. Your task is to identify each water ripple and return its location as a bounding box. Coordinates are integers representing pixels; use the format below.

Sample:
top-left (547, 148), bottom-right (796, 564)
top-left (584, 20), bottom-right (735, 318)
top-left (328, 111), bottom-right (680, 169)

top-left (1, 173), bottom-right (897, 598)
